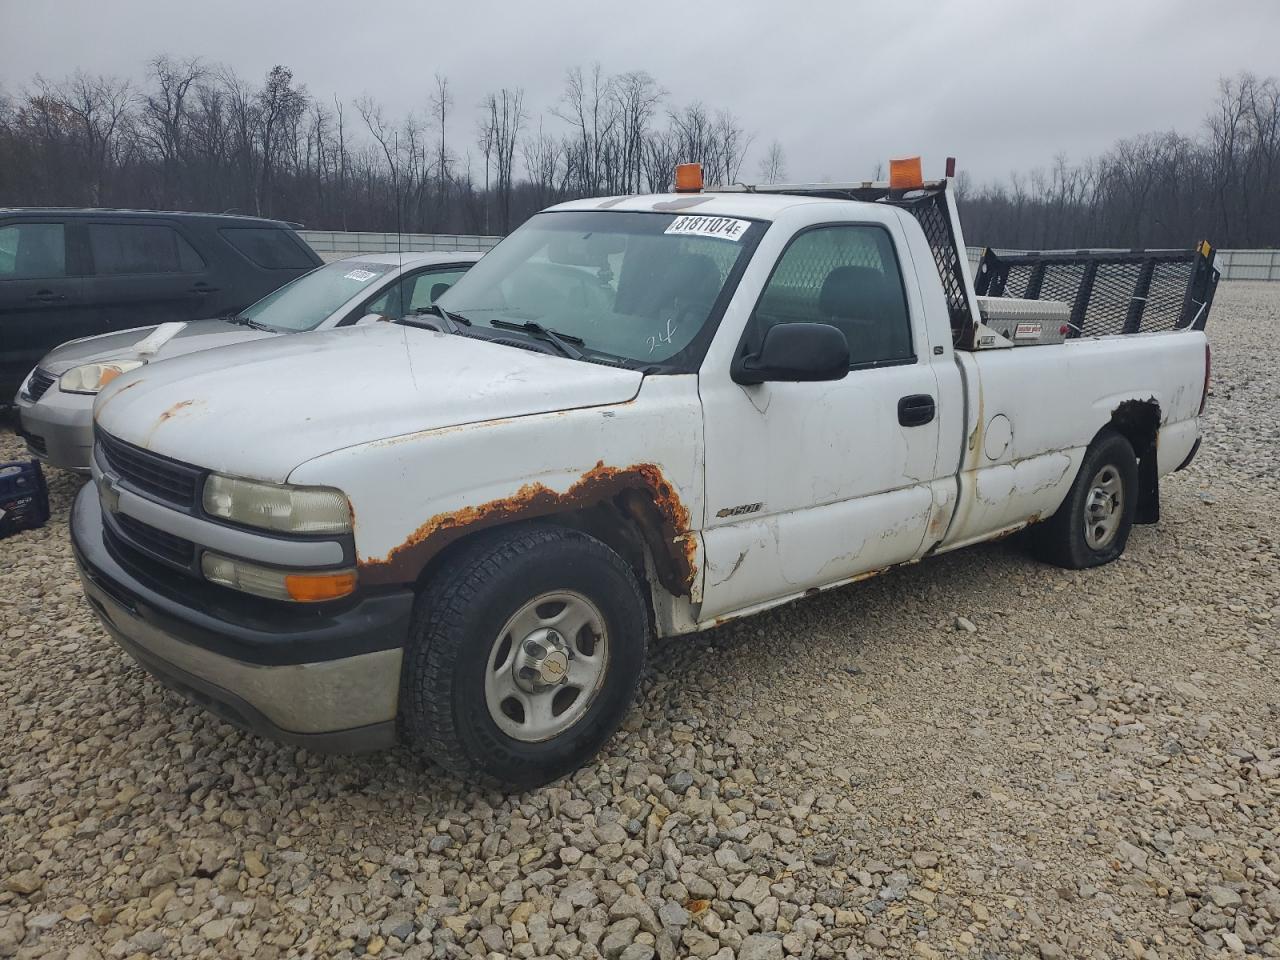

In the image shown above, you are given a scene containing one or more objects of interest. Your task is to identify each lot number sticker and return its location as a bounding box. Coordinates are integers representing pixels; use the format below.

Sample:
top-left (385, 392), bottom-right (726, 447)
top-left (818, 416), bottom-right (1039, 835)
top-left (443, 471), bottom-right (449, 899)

top-left (344, 268), bottom-right (378, 282)
top-left (665, 216), bottom-right (751, 241)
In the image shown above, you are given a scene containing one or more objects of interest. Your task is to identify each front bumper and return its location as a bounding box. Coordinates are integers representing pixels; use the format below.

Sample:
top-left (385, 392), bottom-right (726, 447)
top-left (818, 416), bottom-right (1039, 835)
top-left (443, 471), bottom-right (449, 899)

top-left (16, 387), bottom-right (94, 473)
top-left (71, 484), bottom-right (413, 753)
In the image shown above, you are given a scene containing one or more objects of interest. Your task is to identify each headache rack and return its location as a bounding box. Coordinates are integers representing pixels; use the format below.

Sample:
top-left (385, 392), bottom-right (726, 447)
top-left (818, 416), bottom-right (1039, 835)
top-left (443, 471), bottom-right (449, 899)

top-left (974, 244), bottom-right (1220, 339)
top-left (712, 177), bottom-right (1220, 350)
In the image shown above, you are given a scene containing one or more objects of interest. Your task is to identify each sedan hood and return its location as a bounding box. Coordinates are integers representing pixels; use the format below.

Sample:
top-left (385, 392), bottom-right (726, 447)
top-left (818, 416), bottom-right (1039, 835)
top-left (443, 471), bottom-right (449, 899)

top-left (94, 324), bottom-right (644, 482)
top-left (39, 318), bottom-right (278, 374)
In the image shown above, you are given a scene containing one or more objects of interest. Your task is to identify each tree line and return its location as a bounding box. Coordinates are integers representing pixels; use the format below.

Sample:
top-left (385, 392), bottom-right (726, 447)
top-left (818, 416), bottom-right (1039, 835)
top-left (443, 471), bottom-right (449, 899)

top-left (1, 58), bottom-right (1277, 250)
top-left (960, 73), bottom-right (1280, 249)
top-left (0, 57), bottom-right (767, 237)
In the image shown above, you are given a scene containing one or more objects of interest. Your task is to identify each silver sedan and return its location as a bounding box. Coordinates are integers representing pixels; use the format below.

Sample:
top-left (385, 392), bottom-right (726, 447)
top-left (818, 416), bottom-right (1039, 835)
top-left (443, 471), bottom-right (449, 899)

top-left (15, 251), bottom-right (477, 472)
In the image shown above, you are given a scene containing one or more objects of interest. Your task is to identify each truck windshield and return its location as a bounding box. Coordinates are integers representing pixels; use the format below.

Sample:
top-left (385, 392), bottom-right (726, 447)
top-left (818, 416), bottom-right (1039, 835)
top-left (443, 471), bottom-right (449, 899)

top-left (239, 260), bottom-right (396, 331)
top-left (438, 210), bottom-right (764, 365)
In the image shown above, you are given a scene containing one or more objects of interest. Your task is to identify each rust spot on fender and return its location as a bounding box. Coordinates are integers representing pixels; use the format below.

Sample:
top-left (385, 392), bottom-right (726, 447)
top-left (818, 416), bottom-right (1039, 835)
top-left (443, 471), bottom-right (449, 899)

top-left (142, 398), bottom-right (202, 447)
top-left (94, 377), bottom-right (145, 414)
top-left (360, 461), bottom-right (696, 593)
top-left (158, 399), bottom-right (197, 422)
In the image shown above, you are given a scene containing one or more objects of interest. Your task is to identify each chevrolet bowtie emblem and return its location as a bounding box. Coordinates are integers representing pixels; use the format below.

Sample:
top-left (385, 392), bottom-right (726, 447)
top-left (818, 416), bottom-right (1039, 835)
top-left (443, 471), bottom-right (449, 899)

top-left (97, 471), bottom-right (122, 513)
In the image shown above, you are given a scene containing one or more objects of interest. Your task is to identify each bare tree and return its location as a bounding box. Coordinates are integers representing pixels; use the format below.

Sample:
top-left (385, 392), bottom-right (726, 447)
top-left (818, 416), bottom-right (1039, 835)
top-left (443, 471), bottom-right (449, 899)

top-left (36, 72), bottom-right (134, 203)
top-left (758, 140), bottom-right (787, 183)
top-left (481, 88), bottom-right (526, 232)
top-left (140, 55), bottom-right (204, 205)
top-left (431, 73), bottom-right (453, 225)
top-left (554, 64), bottom-right (618, 195)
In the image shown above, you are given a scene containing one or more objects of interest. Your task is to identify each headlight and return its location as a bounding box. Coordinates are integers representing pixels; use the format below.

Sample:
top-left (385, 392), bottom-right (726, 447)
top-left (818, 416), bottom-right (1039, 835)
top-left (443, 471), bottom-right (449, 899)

top-left (202, 474), bottom-right (352, 534)
top-left (201, 551), bottom-right (356, 602)
top-left (59, 360), bottom-right (145, 395)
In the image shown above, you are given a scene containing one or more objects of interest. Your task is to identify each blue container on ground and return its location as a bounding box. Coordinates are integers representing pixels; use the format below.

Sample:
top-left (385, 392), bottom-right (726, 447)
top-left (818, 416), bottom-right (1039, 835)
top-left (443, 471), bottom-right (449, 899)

top-left (0, 460), bottom-right (50, 538)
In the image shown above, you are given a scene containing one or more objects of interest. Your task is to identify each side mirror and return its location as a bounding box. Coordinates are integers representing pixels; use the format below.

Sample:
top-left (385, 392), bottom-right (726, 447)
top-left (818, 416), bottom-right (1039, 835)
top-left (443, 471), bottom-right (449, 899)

top-left (355, 313), bottom-right (390, 326)
top-left (732, 322), bottom-right (850, 385)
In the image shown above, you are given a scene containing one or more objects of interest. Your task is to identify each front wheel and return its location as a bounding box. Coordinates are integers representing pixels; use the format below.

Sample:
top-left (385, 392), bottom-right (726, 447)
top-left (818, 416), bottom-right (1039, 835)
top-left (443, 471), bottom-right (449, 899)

top-left (400, 524), bottom-right (648, 790)
top-left (1029, 430), bottom-right (1139, 569)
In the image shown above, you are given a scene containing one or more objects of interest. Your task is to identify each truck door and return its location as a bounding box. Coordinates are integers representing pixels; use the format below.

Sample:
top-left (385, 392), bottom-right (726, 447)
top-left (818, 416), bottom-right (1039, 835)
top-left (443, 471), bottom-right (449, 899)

top-left (698, 219), bottom-right (943, 621)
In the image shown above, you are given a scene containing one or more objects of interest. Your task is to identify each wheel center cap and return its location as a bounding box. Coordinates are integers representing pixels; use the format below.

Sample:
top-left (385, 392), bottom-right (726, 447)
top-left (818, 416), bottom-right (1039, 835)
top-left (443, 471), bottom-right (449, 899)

top-left (513, 629), bottom-right (571, 692)
top-left (538, 650), bottom-right (569, 685)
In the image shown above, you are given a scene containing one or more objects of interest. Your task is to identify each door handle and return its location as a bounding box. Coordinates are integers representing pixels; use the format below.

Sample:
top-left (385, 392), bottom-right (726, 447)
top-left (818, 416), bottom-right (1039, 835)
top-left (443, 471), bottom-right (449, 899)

top-left (188, 284), bottom-right (219, 295)
top-left (28, 290), bottom-right (66, 303)
top-left (898, 394), bottom-right (936, 427)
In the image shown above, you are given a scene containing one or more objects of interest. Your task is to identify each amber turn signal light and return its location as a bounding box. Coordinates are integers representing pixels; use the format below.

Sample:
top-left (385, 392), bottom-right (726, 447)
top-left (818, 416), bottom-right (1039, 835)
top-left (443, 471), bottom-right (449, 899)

top-left (889, 156), bottom-right (924, 191)
top-left (674, 162), bottom-right (704, 193)
top-left (285, 571), bottom-right (358, 602)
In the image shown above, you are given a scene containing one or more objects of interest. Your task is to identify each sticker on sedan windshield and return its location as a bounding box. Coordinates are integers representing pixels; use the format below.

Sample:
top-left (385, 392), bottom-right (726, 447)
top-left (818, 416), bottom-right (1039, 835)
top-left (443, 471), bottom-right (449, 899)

top-left (664, 216), bottom-right (751, 241)
top-left (343, 268), bottom-right (378, 282)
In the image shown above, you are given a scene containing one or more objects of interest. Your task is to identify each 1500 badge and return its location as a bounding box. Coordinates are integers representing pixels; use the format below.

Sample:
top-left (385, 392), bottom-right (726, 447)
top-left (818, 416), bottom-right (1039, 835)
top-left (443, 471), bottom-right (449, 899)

top-left (716, 502), bottom-right (763, 518)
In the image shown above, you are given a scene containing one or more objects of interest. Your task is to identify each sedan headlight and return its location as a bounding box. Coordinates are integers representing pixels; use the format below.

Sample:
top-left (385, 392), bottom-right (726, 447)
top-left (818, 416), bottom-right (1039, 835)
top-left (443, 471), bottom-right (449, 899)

top-left (59, 359), bottom-right (145, 395)
top-left (202, 474), bottom-right (352, 534)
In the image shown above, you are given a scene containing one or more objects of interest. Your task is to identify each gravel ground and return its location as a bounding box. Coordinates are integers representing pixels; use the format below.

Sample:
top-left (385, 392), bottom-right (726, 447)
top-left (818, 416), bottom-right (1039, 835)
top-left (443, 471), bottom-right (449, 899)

top-left (1, 282), bottom-right (1277, 960)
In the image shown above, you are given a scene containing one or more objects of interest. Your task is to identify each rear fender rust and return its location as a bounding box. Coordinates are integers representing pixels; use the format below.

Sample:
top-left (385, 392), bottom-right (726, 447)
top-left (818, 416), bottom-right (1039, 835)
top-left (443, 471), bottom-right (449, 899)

top-left (359, 461), bottom-right (698, 594)
top-left (1107, 397), bottom-right (1162, 448)
top-left (1106, 397), bottom-right (1161, 524)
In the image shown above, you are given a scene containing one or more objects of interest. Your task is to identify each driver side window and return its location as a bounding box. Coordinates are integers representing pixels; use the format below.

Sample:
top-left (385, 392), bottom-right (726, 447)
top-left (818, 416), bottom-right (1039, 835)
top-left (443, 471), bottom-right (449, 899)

top-left (751, 225), bottom-right (913, 368)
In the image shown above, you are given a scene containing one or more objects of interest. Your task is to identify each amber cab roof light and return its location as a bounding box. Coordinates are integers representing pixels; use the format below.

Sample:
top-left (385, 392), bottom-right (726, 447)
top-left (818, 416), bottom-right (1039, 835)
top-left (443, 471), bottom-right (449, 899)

top-left (889, 156), bottom-right (924, 191)
top-left (674, 162), bottom-right (704, 193)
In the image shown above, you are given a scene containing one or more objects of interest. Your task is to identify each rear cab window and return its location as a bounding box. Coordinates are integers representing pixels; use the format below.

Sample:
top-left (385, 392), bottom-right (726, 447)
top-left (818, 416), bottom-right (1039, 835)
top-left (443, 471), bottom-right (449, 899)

top-left (0, 222), bottom-right (67, 279)
top-left (219, 227), bottom-right (315, 269)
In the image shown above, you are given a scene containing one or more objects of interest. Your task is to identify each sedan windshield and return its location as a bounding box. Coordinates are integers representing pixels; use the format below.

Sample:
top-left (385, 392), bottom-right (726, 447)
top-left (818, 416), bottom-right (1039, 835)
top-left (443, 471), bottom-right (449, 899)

top-left (438, 210), bottom-right (763, 365)
top-left (239, 260), bottom-right (396, 331)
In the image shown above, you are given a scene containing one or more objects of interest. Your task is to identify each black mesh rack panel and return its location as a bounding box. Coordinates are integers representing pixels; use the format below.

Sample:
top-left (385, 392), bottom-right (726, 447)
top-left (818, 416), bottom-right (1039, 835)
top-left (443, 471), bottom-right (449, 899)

top-left (974, 245), bottom-right (1219, 338)
top-left (726, 182), bottom-right (975, 341)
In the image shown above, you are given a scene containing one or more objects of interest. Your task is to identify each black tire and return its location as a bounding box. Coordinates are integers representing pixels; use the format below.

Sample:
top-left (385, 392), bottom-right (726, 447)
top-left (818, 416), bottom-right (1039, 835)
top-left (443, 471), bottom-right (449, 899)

top-left (400, 523), bottom-right (648, 790)
top-left (1029, 429), bottom-right (1138, 569)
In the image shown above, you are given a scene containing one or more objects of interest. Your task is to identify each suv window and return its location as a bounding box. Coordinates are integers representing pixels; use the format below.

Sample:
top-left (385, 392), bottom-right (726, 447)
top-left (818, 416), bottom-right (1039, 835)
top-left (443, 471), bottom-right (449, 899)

top-left (219, 227), bottom-right (314, 269)
top-left (0, 223), bottom-right (66, 279)
top-left (367, 268), bottom-right (470, 318)
top-left (752, 225), bottom-right (913, 367)
top-left (89, 223), bottom-right (205, 275)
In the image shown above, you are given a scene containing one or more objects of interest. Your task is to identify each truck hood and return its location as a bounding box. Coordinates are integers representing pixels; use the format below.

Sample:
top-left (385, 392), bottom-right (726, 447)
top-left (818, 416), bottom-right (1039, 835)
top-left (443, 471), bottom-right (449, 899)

top-left (39, 318), bottom-right (278, 375)
top-left (93, 324), bottom-right (644, 482)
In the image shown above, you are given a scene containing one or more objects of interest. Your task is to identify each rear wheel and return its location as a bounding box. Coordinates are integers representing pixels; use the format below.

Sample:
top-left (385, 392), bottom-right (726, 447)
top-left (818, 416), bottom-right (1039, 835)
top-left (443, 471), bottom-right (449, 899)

top-left (1029, 430), bottom-right (1138, 569)
top-left (400, 524), bottom-right (648, 790)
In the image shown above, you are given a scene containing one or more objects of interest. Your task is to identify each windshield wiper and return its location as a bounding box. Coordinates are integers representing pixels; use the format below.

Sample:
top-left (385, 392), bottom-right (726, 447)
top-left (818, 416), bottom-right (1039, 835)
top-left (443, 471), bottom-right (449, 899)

top-left (489, 318), bottom-right (584, 360)
top-left (405, 303), bottom-right (472, 335)
top-left (226, 313), bottom-right (272, 331)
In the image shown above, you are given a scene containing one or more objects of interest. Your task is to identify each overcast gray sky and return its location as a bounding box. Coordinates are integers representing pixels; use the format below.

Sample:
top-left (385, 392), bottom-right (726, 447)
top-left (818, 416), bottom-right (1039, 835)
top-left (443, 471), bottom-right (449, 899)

top-left (2, 0), bottom-right (1278, 186)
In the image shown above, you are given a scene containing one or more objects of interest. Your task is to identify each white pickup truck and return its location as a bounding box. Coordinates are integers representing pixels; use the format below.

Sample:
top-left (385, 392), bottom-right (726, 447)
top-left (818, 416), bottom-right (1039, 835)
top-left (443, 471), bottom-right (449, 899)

top-left (72, 160), bottom-right (1219, 788)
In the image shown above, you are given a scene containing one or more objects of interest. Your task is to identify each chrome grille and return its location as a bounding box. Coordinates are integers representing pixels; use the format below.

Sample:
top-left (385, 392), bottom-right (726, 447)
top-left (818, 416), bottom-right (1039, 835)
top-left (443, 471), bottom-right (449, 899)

top-left (112, 512), bottom-right (196, 567)
top-left (24, 369), bottom-right (56, 402)
top-left (97, 430), bottom-right (202, 508)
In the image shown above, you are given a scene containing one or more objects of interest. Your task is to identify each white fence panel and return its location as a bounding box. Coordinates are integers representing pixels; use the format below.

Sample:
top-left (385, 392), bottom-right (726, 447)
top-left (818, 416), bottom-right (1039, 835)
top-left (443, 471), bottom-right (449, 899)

top-left (298, 230), bottom-right (502, 260)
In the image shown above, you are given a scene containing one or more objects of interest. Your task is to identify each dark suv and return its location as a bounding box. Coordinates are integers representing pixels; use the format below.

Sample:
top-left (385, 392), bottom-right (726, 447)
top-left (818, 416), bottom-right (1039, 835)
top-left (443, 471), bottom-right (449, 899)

top-left (0, 209), bottom-right (322, 400)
